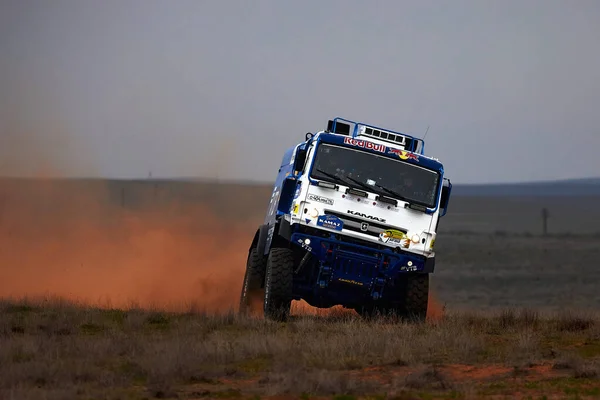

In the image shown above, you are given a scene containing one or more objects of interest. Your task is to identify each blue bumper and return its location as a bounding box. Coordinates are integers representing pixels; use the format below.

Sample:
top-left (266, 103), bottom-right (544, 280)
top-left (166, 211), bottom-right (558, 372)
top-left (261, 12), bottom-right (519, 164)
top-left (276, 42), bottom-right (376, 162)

top-left (288, 222), bottom-right (434, 304)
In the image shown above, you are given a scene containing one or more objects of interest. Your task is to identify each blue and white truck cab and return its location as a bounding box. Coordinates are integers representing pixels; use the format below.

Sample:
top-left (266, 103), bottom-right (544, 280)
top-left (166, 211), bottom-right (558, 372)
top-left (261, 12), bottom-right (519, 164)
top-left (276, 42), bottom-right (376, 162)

top-left (240, 117), bottom-right (452, 322)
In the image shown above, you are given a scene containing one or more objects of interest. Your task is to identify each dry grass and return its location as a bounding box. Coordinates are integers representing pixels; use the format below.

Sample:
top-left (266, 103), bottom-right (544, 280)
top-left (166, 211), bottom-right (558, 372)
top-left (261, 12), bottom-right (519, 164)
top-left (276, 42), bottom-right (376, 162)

top-left (0, 298), bottom-right (599, 399)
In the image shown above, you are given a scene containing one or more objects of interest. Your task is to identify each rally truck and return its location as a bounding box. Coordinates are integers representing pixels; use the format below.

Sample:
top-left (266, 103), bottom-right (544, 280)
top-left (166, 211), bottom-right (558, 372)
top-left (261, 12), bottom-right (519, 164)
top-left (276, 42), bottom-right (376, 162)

top-left (239, 117), bottom-right (452, 322)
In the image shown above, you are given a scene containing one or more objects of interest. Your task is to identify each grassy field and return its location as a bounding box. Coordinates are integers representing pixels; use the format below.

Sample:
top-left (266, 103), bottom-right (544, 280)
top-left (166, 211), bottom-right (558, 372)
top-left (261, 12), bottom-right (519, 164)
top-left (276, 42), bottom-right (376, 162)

top-left (1, 299), bottom-right (599, 399)
top-left (432, 233), bottom-right (600, 312)
top-left (1, 178), bottom-right (599, 399)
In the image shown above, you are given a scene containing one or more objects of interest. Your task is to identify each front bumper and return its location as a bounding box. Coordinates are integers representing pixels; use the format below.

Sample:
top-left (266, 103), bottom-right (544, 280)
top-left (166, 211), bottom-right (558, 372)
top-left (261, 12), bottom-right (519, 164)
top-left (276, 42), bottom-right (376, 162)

top-left (280, 218), bottom-right (435, 275)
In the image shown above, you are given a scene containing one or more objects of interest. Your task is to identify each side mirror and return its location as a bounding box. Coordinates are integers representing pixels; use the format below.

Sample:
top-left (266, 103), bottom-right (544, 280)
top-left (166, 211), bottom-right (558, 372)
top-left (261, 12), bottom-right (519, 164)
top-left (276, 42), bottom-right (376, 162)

top-left (439, 180), bottom-right (452, 217)
top-left (293, 148), bottom-right (307, 174)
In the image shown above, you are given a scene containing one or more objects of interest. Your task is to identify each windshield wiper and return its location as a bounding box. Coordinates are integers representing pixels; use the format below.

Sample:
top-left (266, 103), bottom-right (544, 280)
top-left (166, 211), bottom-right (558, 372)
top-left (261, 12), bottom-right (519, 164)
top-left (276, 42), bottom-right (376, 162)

top-left (344, 174), bottom-right (376, 193)
top-left (315, 168), bottom-right (351, 187)
top-left (373, 183), bottom-right (410, 203)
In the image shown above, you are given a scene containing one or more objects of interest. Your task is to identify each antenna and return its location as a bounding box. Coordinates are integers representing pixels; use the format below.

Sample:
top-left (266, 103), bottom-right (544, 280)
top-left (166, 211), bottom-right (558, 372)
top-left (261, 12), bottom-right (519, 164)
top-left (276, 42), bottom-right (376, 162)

top-left (422, 125), bottom-right (431, 141)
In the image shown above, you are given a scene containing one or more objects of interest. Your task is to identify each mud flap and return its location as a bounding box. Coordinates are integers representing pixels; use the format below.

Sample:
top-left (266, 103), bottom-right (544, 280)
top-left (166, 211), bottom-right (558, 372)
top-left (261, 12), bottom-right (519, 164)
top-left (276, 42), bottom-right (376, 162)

top-left (256, 224), bottom-right (270, 256)
top-left (423, 256), bottom-right (435, 273)
top-left (278, 218), bottom-right (292, 241)
top-left (420, 257), bottom-right (435, 274)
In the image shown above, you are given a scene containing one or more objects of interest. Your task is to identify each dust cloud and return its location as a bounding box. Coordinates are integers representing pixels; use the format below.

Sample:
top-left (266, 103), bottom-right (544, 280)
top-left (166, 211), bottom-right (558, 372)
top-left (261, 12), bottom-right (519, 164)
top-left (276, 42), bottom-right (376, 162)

top-left (0, 179), bottom-right (260, 312)
top-left (0, 86), bottom-right (262, 312)
top-left (427, 292), bottom-right (445, 322)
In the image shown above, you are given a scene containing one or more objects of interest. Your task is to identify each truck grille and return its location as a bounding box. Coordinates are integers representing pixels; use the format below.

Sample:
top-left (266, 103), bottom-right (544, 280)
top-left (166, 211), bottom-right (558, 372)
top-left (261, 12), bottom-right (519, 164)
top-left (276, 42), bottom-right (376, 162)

top-left (323, 210), bottom-right (407, 239)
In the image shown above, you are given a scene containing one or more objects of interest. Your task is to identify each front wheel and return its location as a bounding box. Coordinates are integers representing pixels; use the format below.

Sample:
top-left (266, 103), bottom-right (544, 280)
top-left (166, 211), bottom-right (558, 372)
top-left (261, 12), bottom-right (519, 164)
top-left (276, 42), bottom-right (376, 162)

top-left (355, 274), bottom-right (429, 322)
top-left (402, 273), bottom-right (429, 322)
top-left (239, 248), bottom-right (267, 315)
top-left (263, 247), bottom-right (294, 322)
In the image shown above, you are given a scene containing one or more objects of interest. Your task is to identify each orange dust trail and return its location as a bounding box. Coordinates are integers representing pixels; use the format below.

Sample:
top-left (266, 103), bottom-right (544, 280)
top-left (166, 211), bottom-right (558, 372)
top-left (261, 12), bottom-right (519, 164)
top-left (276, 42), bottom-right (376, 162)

top-left (291, 300), bottom-right (357, 318)
top-left (0, 179), bottom-right (262, 312)
top-left (291, 290), bottom-right (446, 320)
top-left (427, 290), bottom-right (446, 322)
top-left (0, 82), bottom-right (269, 312)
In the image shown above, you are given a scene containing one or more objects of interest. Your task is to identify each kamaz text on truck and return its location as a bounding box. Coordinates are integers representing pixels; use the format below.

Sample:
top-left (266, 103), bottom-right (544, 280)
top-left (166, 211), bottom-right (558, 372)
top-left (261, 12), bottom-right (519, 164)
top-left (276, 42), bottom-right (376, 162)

top-left (239, 117), bottom-right (452, 322)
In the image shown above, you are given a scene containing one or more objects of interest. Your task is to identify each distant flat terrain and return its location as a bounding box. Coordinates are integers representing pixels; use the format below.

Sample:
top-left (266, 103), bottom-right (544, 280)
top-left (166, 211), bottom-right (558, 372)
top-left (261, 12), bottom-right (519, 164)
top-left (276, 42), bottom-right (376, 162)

top-left (440, 195), bottom-right (600, 235)
top-left (432, 233), bottom-right (600, 312)
top-left (452, 177), bottom-right (600, 197)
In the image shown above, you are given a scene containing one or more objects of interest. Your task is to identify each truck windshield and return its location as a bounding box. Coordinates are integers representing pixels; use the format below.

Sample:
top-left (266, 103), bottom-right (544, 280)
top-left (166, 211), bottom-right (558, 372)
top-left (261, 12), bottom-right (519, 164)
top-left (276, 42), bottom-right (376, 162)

top-left (310, 143), bottom-right (440, 208)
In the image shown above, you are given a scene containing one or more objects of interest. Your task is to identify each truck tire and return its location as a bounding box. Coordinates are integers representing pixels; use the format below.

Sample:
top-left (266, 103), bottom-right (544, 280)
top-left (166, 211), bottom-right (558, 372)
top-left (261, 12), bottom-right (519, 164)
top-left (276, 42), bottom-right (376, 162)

top-left (239, 248), bottom-right (267, 315)
top-left (355, 274), bottom-right (429, 322)
top-left (402, 273), bottom-right (429, 322)
top-left (263, 247), bottom-right (294, 322)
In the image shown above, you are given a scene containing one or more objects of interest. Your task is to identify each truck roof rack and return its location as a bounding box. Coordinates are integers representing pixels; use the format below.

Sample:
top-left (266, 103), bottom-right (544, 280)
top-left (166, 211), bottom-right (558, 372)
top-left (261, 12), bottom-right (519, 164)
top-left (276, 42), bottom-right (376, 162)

top-left (326, 117), bottom-right (425, 154)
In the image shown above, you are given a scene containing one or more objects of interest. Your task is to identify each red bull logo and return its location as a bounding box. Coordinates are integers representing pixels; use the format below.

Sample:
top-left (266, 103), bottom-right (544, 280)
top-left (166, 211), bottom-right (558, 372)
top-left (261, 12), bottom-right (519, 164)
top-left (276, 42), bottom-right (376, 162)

top-left (343, 137), bottom-right (386, 153)
top-left (388, 148), bottom-right (419, 162)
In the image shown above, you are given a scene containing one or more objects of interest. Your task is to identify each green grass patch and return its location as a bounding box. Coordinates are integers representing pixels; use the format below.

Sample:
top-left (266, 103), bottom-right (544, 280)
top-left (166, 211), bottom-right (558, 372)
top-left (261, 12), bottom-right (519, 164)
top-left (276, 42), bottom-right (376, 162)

top-left (117, 360), bottom-right (148, 384)
top-left (102, 309), bottom-right (128, 326)
top-left (4, 304), bottom-right (37, 314)
top-left (574, 341), bottom-right (600, 358)
top-left (235, 356), bottom-right (272, 374)
top-left (80, 323), bottom-right (105, 335)
top-left (211, 388), bottom-right (243, 398)
top-left (144, 312), bottom-right (171, 331)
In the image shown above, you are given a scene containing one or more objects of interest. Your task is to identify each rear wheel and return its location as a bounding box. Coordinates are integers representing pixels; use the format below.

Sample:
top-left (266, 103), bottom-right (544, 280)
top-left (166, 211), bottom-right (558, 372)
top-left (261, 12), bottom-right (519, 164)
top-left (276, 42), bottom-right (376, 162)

top-left (239, 248), bottom-right (267, 315)
top-left (263, 247), bottom-right (294, 322)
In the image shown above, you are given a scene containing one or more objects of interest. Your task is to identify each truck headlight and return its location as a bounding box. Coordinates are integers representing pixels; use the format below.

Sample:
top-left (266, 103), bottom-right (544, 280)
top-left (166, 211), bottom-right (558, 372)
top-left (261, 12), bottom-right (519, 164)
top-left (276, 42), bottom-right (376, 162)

top-left (411, 234), bottom-right (420, 244)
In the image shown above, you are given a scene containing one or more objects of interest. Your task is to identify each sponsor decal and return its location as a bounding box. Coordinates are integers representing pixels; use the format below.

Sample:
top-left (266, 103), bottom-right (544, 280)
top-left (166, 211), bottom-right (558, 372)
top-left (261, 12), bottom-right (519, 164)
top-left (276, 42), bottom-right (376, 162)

top-left (388, 148), bottom-right (419, 161)
top-left (297, 238), bottom-right (312, 252)
top-left (338, 278), bottom-right (364, 286)
top-left (343, 137), bottom-right (386, 153)
top-left (307, 193), bottom-right (334, 205)
top-left (266, 225), bottom-right (275, 247)
top-left (401, 260), bottom-right (418, 272)
top-left (316, 214), bottom-right (344, 231)
top-left (267, 189), bottom-right (279, 217)
top-left (347, 210), bottom-right (386, 223)
top-left (379, 229), bottom-right (410, 248)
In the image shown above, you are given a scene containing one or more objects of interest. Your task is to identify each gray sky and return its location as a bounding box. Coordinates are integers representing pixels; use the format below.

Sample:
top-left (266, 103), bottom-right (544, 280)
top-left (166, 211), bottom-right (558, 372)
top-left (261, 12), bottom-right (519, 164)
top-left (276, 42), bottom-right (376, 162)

top-left (1, 0), bottom-right (599, 184)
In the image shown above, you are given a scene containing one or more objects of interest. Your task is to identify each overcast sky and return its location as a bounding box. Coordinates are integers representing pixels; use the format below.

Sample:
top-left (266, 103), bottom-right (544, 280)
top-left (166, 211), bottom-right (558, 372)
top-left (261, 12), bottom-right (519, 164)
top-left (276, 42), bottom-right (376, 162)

top-left (1, 0), bottom-right (599, 184)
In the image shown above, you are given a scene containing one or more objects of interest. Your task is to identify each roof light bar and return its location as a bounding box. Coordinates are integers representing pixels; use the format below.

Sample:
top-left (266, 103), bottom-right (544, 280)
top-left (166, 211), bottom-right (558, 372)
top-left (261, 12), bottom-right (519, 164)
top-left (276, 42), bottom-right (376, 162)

top-left (358, 125), bottom-right (407, 147)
